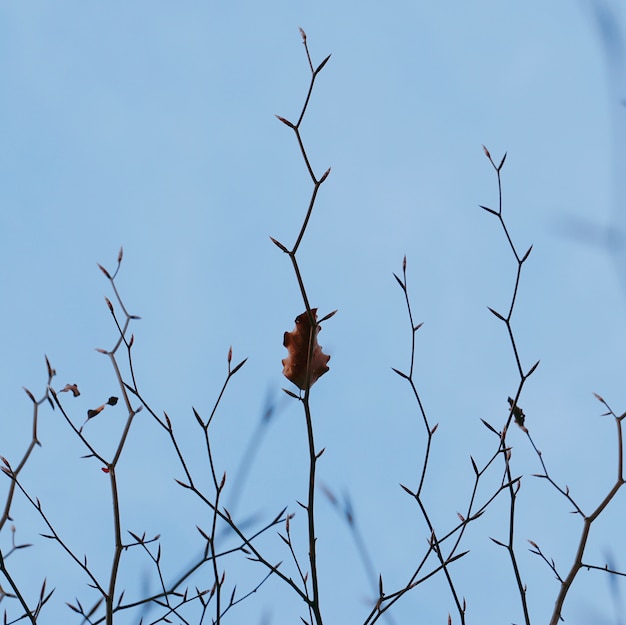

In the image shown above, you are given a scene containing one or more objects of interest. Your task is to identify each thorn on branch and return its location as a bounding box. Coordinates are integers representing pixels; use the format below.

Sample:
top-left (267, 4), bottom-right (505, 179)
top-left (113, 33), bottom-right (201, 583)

top-left (45, 355), bottom-right (56, 378)
top-left (230, 358), bottom-right (248, 376)
top-left (479, 204), bottom-right (499, 216)
top-left (526, 360), bottom-right (540, 377)
top-left (270, 236), bottom-right (290, 253)
top-left (400, 483), bottom-right (416, 497)
top-left (480, 418), bottom-right (499, 435)
top-left (521, 245), bottom-right (533, 263)
top-left (391, 367), bottom-right (409, 380)
top-left (318, 309), bottom-right (338, 323)
top-left (315, 54), bottom-right (332, 75)
top-left (275, 115), bottom-right (295, 129)
top-left (393, 273), bottom-right (406, 291)
top-left (97, 263), bottom-right (111, 279)
top-left (470, 455), bottom-right (478, 475)
top-left (487, 306), bottom-right (505, 321)
top-left (282, 387), bottom-right (301, 400)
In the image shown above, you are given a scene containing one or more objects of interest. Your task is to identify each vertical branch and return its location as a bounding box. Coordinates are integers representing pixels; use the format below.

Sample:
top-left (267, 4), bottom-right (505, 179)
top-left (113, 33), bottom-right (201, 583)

top-left (391, 261), bottom-right (467, 624)
top-left (271, 29), bottom-right (333, 625)
top-left (480, 146), bottom-right (538, 625)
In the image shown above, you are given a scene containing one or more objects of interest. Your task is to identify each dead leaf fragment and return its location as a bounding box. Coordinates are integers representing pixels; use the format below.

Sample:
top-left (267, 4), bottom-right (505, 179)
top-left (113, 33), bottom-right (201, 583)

top-left (282, 309), bottom-right (330, 390)
top-left (60, 384), bottom-right (80, 397)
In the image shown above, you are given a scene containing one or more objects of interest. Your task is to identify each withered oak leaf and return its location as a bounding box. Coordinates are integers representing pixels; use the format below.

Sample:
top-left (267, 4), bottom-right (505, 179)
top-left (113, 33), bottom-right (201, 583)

top-left (282, 309), bottom-right (330, 391)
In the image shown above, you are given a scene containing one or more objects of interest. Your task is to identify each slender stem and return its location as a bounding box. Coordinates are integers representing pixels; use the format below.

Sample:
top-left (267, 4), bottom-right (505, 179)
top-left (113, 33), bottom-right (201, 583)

top-left (304, 394), bottom-right (323, 624)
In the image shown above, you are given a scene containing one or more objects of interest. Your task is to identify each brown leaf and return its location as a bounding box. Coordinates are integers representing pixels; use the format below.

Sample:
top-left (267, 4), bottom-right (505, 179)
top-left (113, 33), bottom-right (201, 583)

top-left (60, 384), bottom-right (80, 397)
top-left (282, 309), bottom-right (330, 390)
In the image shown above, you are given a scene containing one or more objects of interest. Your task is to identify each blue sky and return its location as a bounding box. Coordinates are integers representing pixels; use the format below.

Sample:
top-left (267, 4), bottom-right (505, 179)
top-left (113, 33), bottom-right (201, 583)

top-left (1, 1), bottom-right (626, 624)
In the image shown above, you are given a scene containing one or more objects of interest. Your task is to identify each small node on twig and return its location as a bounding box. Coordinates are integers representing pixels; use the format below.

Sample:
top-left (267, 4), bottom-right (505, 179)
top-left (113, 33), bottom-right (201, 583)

top-left (319, 309), bottom-right (338, 323)
top-left (393, 272), bottom-right (406, 292)
top-left (479, 204), bottom-right (498, 216)
top-left (526, 360), bottom-right (540, 378)
top-left (315, 54), bottom-right (332, 75)
top-left (270, 236), bottom-right (289, 253)
top-left (282, 387), bottom-right (301, 400)
top-left (45, 355), bottom-right (56, 378)
top-left (97, 263), bottom-right (111, 279)
top-left (275, 115), bottom-right (295, 129)
top-left (480, 418), bottom-right (499, 435)
top-left (400, 483), bottom-right (416, 498)
top-left (487, 306), bottom-right (506, 321)
top-left (470, 455), bottom-right (478, 475)
top-left (391, 367), bottom-right (409, 380)
top-left (230, 357), bottom-right (247, 376)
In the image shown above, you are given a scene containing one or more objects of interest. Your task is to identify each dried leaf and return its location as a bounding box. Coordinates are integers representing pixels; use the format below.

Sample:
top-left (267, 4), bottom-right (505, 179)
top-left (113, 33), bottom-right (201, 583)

top-left (60, 384), bottom-right (80, 397)
top-left (282, 309), bottom-right (330, 390)
top-left (87, 405), bottom-right (104, 419)
top-left (507, 397), bottom-right (526, 428)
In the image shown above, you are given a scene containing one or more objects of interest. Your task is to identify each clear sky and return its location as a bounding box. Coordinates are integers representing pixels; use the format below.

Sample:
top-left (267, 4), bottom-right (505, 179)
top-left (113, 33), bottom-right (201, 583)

top-left (1, 1), bottom-right (626, 624)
